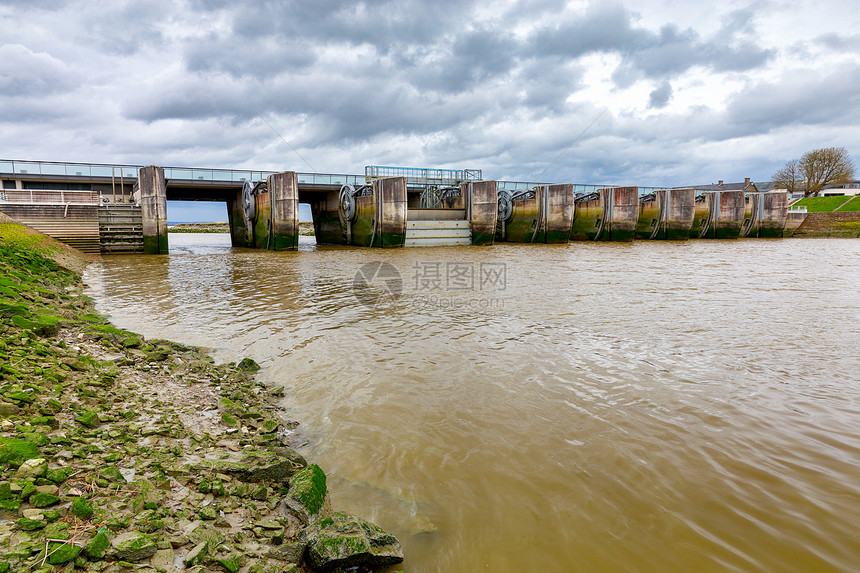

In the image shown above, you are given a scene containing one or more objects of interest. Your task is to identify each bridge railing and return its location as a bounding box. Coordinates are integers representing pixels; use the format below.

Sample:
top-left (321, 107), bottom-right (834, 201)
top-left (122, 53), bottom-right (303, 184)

top-left (0, 160), bottom-right (140, 179)
top-left (1, 189), bottom-right (100, 204)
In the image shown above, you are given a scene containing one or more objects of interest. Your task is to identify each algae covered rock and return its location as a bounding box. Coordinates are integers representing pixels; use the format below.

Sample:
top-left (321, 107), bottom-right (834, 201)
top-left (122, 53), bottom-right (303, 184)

top-left (0, 437), bottom-right (41, 466)
top-left (29, 491), bottom-right (60, 508)
top-left (45, 541), bottom-right (81, 564)
top-left (70, 496), bottom-right (94, 520)
top-left (306, 512), bottom-right (403, 572)
top-left (111, 530), bottom-right (157, 562)
top-left (84, 530), bottom-right (111, 559)
top-left (289, 463), bottom-right (327, 517)
top-left (237, 357), bottom-right (261, 372)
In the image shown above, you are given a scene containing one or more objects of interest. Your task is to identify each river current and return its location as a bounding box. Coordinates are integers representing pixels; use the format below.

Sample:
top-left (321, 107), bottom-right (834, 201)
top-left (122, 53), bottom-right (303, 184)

top-left (84, 234), bottom-right (860, 572)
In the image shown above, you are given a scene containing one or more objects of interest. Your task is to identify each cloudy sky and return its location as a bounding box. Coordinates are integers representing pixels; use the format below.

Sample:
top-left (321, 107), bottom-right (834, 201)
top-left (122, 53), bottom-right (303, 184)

top-left (2, 0), bottom-right (859, 192)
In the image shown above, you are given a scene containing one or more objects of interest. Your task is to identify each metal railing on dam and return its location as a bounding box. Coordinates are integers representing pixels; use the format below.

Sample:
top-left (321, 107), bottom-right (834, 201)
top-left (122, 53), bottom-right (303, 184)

top-left (0, 159), bottom-right (658, 196)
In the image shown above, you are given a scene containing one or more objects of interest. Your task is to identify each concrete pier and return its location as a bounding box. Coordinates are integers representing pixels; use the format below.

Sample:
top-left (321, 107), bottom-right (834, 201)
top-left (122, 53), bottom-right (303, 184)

top-left (462, 180), bottom-right (497, 245)
top-left (139, 166), bottom-right (168, 254)
top-left (266, 172), bottom-right (299, 250)
top-left (599, 187), bottom-right (639, 241)
top-left (541, 184), bottom-right (575, 243)
top-left (712, 190), bottom-right (745, 239)
top-left (663, 188), bottom-right (696, 240)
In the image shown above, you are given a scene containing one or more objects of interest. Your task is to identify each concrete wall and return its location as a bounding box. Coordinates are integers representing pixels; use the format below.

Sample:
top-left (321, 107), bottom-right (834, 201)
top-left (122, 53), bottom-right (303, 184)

top-left (462, 180), bottom-right (497, 245)
top-left (783, 210), bottom-right (807, 236)
top-left (791, 211), bottom-right (860, 237)
top-left (139, 165), bottom-right (168, 254)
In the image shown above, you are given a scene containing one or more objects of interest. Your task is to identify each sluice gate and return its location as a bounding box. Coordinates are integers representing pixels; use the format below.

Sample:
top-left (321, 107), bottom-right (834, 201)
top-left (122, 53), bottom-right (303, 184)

top-left (690, 190), bottom-right (746, 239)
top-left (0, 159), bottom-right (807, 252)
top-left (568, 187), bottom-right (639, 241)
top-left (496, 184), bottom-right (574, 244)
top-left (635, 188), bottom-right (696, 240)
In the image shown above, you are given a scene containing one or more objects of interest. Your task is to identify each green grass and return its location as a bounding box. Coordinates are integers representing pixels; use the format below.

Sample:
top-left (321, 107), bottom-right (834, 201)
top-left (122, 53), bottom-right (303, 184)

top-left (792, 196), bottom-right (855, 212)
top-left (835, 195), bottom-right (860, 212)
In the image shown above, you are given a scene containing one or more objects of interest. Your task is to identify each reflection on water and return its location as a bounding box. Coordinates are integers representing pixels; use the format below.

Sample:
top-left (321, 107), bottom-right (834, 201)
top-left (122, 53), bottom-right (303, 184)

top-left (86, 234), bottom-right (860, 572)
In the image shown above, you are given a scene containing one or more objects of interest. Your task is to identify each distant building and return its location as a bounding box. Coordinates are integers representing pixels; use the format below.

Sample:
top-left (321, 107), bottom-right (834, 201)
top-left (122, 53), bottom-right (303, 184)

top-left (821, 180), bottom-right (860, 196)
top-left (677, 177), bottom-right (759, 193)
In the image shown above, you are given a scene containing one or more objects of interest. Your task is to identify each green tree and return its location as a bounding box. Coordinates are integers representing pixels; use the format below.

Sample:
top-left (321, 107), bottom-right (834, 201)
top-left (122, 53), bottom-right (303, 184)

top-left (774, 147), bottom-right (855, 197)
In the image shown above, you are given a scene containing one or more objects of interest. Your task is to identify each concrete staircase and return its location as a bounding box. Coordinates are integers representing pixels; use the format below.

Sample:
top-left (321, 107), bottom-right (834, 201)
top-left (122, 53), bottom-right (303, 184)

top-left (405, 216), bottom-right (471, 247)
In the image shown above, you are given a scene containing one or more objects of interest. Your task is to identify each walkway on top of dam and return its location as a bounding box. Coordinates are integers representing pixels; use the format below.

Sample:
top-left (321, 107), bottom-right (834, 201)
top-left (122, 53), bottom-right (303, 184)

top-left (0, 159), bottom-right (662, 201)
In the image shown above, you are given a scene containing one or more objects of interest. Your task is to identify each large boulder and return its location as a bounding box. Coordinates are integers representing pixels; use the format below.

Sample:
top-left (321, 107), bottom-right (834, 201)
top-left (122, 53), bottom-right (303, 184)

top-left (306, 512), bottom-right (403, 572)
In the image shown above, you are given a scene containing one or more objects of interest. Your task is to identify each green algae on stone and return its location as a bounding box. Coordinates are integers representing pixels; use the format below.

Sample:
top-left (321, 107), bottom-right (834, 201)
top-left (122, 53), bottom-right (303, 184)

top-left (215, 553), bottom-right (243, 572)
top-left (84, 530), bottom-right (110, 559)
top-left (237, 358), bottom-right (260, 372)
top-left (45, 541), bottom-right (81, 565)
top-left (17, 516), bottom-right (47, 531)
top-left (74, 410), bottom-right (100, 428)
top-left (0, 437), bottom-right (40, 466)
top-left (289, 463), bottom-right (327, 516)
top-left (71, 496), bottom-right (94, 520)
top-left (29, 492), bottom-right (60, 508)
top-left (111, 530), bottom-right (157, 562)
top-left (307, 512), bottom-right (404, 571)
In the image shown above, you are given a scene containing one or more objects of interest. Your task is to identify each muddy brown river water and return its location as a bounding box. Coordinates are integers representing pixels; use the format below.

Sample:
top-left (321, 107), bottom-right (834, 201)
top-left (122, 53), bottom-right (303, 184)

top-left (84, 234), bottom-right (860, 572)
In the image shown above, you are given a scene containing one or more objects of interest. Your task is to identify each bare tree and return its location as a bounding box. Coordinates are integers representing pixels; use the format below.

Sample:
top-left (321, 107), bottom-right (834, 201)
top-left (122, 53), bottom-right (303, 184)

top-left (772, 158), bottom-right (801, 194)
top-left (774, 147), bottom-right (855, 197)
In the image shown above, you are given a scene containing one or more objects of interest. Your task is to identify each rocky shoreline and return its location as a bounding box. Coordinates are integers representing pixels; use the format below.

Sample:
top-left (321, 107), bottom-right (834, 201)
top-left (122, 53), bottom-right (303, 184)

top-left (0, 216), bottom-right (403, 572)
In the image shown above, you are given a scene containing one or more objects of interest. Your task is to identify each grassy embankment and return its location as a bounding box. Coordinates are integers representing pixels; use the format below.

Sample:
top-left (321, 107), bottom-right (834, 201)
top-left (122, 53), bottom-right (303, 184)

top-left (791, 196), bottom-right (860, 212)
top-left (0, 215), bottom-right (401, 572)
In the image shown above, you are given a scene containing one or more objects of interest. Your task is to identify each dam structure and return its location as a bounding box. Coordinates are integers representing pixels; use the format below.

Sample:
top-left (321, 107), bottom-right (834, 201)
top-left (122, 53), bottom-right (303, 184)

top-left (0, 159), bottom-right (802, 254)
